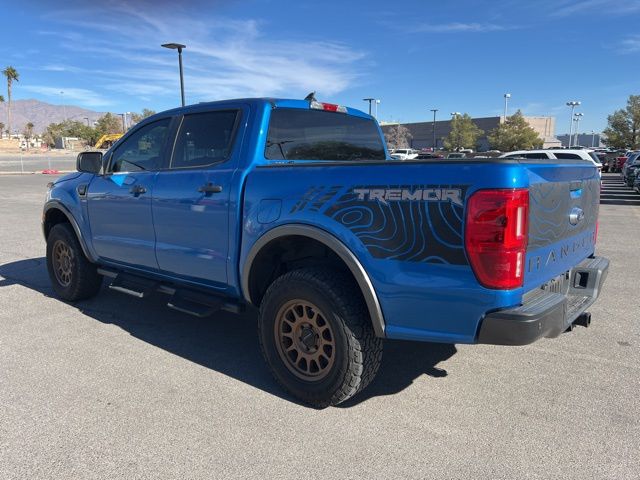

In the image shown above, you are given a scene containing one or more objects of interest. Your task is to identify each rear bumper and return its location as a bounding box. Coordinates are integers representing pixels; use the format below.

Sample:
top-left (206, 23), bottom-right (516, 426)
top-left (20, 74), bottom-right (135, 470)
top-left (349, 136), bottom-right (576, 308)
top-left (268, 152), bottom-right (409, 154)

top-left (477, 256), bottom-right (609, 346)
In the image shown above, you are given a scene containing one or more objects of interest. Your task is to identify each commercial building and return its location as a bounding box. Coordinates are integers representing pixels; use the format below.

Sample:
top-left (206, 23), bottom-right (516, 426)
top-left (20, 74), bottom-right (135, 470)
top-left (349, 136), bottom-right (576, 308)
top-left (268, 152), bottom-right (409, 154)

top-left (556, 133), bottom-right (603, 148)
top-left (381, 115), bottom-right (561, 151)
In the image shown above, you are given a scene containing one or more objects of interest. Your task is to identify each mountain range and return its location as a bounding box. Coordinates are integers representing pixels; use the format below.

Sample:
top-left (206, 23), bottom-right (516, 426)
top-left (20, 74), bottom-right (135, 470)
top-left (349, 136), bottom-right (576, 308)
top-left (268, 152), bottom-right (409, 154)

top-left (0, 99), bottom-right (105, 134)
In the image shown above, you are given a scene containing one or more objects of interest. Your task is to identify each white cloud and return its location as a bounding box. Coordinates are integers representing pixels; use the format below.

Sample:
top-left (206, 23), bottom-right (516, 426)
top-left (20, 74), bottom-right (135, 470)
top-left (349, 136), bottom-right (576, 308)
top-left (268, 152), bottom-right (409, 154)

top-left (20, 86), bottom-right (113, 107)
top-left (412, 22), bottom-right (514, 33)
top-left (551, 0), bottom-right (640, 16)
top-left (35, 6), bottom-right (365, 103)
top-left (619, 35), bottom-right (640, 53)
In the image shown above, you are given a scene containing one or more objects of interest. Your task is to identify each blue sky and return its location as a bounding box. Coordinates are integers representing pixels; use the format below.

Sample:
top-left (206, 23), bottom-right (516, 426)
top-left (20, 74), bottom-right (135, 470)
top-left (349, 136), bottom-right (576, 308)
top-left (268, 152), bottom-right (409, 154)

top-left (1, 0), bottom-right (639, 134)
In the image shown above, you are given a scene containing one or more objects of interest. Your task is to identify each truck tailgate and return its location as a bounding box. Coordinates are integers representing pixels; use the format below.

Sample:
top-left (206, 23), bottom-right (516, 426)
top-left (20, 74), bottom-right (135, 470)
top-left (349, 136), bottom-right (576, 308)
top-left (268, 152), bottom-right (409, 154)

top-left (524, 162), bottom-right (600, 290)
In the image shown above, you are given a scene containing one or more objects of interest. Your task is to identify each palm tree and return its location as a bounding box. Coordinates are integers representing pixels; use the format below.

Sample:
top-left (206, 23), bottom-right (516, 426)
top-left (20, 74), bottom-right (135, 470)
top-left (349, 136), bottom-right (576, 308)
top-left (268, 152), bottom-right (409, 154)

top-left (24, 121), bottom-right (34, 149)
top-left (0, 95), bottom-right (4, 139)
top-left (3, 66), bottom-right (19, 138)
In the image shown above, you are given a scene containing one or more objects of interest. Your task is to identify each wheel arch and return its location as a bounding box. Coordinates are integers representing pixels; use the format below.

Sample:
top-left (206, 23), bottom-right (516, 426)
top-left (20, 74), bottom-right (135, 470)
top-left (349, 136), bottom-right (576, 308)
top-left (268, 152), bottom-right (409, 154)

top-left (43, 201), bottom-right (97, 262)
top-left (242, 224), bottom-right (385, 337)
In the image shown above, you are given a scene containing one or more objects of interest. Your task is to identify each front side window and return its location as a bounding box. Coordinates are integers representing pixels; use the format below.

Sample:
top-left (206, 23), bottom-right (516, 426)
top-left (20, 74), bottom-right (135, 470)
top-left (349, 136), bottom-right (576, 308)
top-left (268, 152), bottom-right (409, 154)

top-left (110, 119), bottom-right (171, 172)
top-left (266, 108), bottom-right (386, 161)
top-left (171, 110), bottom-right (239, 169)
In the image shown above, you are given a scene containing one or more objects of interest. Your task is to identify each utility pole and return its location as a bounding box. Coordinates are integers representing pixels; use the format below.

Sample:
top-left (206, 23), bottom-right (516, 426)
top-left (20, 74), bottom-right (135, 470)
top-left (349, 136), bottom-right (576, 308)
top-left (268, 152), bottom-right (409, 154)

top-left (430, 108), bottom-right (438, 151)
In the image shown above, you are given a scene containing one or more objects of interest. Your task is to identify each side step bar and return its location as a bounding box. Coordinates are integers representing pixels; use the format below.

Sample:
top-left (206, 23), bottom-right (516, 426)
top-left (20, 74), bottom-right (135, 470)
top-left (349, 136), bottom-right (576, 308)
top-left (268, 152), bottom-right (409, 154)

top-left (97, 268), bottom-right (244, 317)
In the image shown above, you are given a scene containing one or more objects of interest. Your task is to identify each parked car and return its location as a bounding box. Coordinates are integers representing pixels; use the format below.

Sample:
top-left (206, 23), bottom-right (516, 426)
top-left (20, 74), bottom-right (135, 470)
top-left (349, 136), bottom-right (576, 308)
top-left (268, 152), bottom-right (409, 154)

top-left (500, 149), bottom-right (603, 175)
top-left (415, 153), bottom-right (444, 159)
top-left (446, 152), bottom-right (466, 159)
top-left (622, 153), bottom-right (640, 185)
top-left (389, 148), bottom-right (418, 160)
top-left (42, 97), bottom-right (608, 407)
top-left (634, 172), bottom-right (640, 193)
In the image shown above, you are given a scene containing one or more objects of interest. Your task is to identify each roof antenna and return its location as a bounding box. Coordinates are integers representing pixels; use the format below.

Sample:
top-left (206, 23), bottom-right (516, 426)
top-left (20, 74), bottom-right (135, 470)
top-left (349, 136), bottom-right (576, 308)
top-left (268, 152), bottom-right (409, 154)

top-left (304, 91), bottom-right (317, 102)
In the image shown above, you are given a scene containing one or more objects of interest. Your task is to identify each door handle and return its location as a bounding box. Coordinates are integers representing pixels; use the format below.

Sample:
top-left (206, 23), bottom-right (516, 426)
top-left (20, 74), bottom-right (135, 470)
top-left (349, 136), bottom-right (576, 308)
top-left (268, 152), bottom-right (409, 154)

top-left (198, 183), bottom-right (223, 196)
top-left (129, 185), bottom-right (147, 196)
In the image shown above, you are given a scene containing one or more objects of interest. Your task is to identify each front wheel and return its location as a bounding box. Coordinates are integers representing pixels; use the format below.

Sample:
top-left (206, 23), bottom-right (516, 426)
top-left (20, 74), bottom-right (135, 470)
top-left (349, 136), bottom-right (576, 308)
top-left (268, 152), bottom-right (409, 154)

top-left (258, 267), bottom-right (383, 408)
top-left (46, 223), bottom-right (103, 301)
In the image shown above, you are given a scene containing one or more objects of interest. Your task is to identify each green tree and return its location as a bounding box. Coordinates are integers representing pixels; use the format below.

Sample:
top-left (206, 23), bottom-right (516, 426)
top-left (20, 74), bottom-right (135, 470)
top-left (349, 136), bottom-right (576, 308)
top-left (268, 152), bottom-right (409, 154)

top-left (443, 113), bottom-right (483, 151)
top-left (602, 95), bottom-right (640, 149)
top-left (130, 108), bottom-right (156, 125)
top-left (2, 66), bottom-right (19, 137)
top-left (42, 120), bottom-right (97, 147)
top-left (487, 110), bottom-right (543, 151)
top-left (95, 112), bottom-right (123, 135)
top-left (23, 121), bottom-right (34, 149)
top-left (384, 124), bottom-right (413, 149)
top-left (0, 122), bottom-right (4, 137)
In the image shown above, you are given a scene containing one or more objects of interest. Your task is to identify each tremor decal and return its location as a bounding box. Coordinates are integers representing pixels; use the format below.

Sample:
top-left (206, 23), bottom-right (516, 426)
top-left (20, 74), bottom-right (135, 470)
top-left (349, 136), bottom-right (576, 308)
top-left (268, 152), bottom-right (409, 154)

top-left (291, 185), bottom-right (470, 265)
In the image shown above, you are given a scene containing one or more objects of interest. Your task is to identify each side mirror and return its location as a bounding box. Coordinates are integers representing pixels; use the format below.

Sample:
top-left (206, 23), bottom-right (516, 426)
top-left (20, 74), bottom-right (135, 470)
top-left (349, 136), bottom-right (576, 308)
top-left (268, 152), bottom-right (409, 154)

top-left (76, 151), bottom-right (103, 174)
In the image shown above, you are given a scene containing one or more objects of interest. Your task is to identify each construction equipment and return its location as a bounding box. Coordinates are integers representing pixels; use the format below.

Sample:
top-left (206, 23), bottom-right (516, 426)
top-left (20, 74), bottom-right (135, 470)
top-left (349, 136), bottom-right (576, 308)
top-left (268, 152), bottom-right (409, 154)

top-left (94, 133), bottom-right (123, 150)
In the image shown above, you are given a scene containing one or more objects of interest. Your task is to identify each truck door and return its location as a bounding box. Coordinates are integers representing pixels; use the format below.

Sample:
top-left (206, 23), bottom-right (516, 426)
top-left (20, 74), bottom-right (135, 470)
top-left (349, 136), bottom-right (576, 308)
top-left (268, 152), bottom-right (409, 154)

top-left (86, 118), bottom-right (172, 270)
top-left (152, 109), bottom-right (243, 289)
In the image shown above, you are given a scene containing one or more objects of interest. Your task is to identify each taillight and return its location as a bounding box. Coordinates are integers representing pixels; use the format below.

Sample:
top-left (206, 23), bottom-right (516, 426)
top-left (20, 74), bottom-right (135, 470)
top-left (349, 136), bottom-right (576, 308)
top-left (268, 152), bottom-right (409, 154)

top-left (310, 100), bottom-right (347, 113)
top-left (465, 189), bottom-right (529, 289)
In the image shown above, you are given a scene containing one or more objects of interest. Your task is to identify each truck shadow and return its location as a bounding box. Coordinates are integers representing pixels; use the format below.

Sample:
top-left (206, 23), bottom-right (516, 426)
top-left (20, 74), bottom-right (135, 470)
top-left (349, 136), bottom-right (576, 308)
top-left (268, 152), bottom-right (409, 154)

top-left (0, 257), bottom-right (457, 408)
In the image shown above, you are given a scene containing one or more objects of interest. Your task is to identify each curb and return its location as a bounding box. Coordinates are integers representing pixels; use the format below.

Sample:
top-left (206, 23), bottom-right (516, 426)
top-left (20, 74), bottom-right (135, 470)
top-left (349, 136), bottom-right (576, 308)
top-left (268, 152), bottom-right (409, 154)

top-left (0, 170), bottom-right (75, 176)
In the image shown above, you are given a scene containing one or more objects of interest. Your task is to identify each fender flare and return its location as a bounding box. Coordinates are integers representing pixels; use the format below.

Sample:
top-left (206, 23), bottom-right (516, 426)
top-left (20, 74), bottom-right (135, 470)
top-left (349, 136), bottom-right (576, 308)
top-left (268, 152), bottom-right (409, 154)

top-left (242, 224), bottom-right (386, 337)
top-left (43, 200), bottom-right (98, 263)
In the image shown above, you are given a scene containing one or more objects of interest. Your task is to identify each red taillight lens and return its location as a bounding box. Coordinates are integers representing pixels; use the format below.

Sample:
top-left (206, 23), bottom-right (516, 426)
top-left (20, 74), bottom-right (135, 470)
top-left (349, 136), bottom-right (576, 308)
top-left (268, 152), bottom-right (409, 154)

top-left (465, 189), bottom-right (529, 289)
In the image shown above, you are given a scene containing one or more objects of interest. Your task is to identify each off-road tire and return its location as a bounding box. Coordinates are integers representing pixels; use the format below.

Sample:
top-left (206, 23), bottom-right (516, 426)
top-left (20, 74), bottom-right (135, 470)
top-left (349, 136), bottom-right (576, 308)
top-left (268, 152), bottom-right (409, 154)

top-left (258, 267), bottom-right (383, 408)
top-left (46, 223), bottom-right (102, 301)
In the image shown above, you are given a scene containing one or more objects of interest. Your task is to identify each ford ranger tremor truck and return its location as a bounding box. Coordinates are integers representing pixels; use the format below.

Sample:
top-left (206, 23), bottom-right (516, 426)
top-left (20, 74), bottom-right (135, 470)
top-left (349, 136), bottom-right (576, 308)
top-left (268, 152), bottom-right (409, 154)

top-left (43, 98), bottom-right (609, 407)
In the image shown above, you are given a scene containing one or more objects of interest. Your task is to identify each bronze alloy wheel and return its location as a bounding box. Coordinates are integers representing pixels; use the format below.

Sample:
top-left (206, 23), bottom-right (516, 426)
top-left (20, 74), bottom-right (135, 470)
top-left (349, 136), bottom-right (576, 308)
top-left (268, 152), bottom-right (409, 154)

top-left (274, 300), bottom-right (336, 381)
top-left (52, 239), bottom-right (74, 287)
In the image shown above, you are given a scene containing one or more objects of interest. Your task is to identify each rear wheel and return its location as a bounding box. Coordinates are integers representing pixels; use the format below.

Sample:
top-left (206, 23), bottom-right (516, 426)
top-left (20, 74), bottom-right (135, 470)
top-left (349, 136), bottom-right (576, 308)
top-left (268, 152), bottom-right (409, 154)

top-left (46, 223), bottom-right (102, 301)
top-left (258, 267), bottom-right (383, 408)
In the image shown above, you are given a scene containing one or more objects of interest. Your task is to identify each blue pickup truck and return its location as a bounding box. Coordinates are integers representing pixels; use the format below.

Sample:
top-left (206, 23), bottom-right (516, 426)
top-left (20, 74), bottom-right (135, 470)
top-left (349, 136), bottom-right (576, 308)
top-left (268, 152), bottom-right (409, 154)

top-left (43, 97), bottom-right (608, 407)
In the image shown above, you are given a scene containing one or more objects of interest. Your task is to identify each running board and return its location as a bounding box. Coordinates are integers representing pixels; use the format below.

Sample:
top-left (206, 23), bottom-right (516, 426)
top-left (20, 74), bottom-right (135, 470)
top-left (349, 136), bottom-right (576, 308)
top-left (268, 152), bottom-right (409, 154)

top-left (97, 267), bottom-right (245, 316)
top-left (107, 273), bottom-right (159, 298)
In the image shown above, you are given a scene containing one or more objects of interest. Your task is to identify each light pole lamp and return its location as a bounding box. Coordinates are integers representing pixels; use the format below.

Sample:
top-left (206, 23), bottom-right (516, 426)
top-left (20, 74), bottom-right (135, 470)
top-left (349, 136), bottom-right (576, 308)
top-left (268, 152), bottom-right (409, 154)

top-left (566, 101), bottom-right (581, 147)
top-left (430, 108), bottom-right (438, 151)
top-left (162, 43), bottom-right (187, 107)
top-left (503, 93), bottom-right (511, 120)
top-left (363, 98), bottom-right (375, 116)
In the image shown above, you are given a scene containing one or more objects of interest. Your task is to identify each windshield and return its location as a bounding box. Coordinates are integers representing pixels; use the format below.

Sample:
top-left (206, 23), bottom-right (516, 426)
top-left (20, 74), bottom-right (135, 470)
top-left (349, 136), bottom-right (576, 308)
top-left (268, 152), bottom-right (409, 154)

top-left (265, 108), bottom-right (386, 161)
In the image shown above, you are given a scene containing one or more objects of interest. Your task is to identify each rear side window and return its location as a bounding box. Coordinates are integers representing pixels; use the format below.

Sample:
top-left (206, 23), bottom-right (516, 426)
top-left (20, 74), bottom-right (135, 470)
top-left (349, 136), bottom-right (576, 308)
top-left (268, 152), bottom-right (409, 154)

top-left (266, 108), bottom-right (386, 161)
top-left (554, 153), bottom-right (582, 160)
top-left (171, 110), bottom-right (239, 169)
top-left (524, 152), bottom-right (551, 159)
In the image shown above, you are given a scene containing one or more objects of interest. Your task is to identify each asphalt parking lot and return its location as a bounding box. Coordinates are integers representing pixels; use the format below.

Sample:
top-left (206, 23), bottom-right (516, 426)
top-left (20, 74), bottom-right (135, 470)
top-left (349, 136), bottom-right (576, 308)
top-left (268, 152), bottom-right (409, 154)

top-left (0, 153), bottom-right (76, 174)
top-left (0, 173), bottom-right (638, 479)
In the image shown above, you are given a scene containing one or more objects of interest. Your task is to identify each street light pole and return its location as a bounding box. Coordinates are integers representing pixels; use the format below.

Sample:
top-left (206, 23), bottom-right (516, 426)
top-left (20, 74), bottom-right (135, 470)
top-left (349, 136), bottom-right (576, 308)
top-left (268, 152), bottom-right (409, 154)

top-left (363, 98), bottom-right (375, 116)
top-left (573, 113), bottom-right (584, 147)
top-left (503, 93), bottom-right (511, 121)
top-left (375, 99), bottom-right (380, 119)
top-left (591, 130), bottom-right (596, 148)
top-left (118, 113), bottom-right (126, 133)
top-left (430, 108), bottom-right (438, 151)
top-left (161, 43), bottom-right (187, 107)
top-left (566, 101), bottom-right (581, 147)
